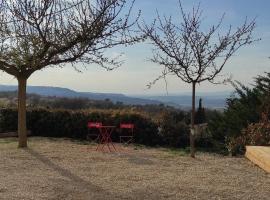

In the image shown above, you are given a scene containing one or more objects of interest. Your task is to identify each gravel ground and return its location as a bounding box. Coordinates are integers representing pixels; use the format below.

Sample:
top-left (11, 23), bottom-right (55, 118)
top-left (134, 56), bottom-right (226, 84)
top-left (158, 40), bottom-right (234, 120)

top-left (0, 137), bottom-right (269, 200)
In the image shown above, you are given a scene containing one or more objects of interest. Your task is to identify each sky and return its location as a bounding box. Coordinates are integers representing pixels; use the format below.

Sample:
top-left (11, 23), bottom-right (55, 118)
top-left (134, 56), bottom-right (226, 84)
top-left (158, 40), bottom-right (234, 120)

top-left (0, 0), bottom-right (270, 95)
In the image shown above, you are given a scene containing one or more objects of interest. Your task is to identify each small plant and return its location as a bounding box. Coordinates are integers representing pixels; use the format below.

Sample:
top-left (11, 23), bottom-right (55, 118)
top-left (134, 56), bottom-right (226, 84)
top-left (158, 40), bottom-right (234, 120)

top-left (241, 112), bottom-right (270, 146)
top-left (226, 112), bottom-right (270, 155)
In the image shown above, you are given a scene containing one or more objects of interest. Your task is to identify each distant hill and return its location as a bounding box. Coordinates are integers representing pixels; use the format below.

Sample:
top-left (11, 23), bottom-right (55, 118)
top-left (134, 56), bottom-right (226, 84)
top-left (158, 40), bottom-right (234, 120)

top-left (0, 85), bottom-right (229, 109)
top-left (0, 85), bottom-right (161, 106)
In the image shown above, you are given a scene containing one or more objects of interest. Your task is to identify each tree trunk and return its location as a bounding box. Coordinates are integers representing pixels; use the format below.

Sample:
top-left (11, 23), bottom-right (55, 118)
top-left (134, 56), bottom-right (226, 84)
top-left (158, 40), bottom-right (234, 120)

top-left (17, 77), bottom-right (27, 148)
top-left (190, 82), bottom-right (196, 158)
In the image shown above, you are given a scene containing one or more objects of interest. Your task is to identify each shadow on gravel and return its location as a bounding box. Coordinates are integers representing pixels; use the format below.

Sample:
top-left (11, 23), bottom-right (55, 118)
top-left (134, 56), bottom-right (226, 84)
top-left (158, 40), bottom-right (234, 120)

top-left (24, 148), bottom-right (104, 194)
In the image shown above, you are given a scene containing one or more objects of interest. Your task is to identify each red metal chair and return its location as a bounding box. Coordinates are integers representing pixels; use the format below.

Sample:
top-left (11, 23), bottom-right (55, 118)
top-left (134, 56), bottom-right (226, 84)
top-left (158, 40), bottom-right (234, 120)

top-left (87, 122), bottom-right (102, 142)
top-left (119, 123), bottom-right (135, 144)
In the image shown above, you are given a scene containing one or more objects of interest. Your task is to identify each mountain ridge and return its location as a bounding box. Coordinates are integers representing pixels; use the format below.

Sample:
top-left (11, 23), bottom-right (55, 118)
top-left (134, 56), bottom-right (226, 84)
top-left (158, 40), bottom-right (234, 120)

top-left (0, 84), bottom-right (228, 108)
top-left (0, 84), bottom-right (161, 106)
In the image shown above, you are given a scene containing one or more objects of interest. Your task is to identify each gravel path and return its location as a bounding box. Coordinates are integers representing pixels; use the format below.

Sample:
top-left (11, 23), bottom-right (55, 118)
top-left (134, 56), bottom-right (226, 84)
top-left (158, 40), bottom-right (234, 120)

top-left (0, 137), bottom-right (269, 200)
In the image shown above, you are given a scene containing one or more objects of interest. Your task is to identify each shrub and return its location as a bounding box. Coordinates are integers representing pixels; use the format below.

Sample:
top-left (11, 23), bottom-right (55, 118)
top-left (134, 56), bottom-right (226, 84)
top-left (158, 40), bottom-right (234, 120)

top-left (0, 107), bottom-right (221, 149)
top-left (0, 108), bottom-right (161, 146)
top-left (208, 72), bottom-right (270, 155)
top-left (227, 113), bottom-right (270, 155)
top-left (0, 108), bottom-right (18, 132)
top-left (157, 110), bottom-right (190, 148)
top-left (242, 113), bottom-right (270, 146)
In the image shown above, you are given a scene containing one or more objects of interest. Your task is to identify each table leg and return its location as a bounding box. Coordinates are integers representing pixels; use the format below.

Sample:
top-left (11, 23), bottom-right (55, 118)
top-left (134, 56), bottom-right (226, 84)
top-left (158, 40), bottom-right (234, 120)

top-left (96, 127), bottom-right (117, 152)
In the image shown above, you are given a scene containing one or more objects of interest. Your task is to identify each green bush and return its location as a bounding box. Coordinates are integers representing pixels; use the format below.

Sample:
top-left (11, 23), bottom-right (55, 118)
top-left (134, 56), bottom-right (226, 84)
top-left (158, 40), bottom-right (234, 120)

top-left (0, 108), bottom-right (18, 132)
top-left (157, 110), bottom-right (190, 147)
top-left (208, 72), bottom-right (270, 155)
top-left (0, 108), bottom-right (162, 146)
top-left (0, 107), bottom-right (219, 149)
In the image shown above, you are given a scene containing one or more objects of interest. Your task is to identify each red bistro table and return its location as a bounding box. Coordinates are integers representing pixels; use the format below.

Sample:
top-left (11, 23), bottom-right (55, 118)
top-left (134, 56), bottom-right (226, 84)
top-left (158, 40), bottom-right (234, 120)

top-left (96, 126), bottom-right (116, 152)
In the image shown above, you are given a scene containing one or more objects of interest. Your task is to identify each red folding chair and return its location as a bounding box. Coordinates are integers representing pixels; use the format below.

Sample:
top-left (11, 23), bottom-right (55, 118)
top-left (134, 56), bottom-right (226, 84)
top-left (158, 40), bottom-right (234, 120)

top-left (119, 123), bottom-right (135, 144)
top-left (87, 122), bottom-right (102, 143)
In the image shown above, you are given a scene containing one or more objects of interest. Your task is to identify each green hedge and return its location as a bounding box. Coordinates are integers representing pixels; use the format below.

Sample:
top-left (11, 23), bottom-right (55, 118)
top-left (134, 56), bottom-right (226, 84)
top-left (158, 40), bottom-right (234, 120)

top-left (0, 108), bottom-right (198, 147)
top-left (0, 108), bottom-right (164, 146)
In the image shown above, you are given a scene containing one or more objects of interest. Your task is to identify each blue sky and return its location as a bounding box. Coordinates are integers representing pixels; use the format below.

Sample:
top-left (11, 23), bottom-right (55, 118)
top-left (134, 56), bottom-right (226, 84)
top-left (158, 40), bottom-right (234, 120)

top-left (0, 0), bottom-right (269, 95)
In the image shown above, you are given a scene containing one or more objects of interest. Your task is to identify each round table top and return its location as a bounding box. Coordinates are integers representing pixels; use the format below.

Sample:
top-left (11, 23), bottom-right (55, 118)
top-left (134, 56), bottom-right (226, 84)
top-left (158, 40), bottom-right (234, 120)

top-left (99, 125), bottom-right (116, 128)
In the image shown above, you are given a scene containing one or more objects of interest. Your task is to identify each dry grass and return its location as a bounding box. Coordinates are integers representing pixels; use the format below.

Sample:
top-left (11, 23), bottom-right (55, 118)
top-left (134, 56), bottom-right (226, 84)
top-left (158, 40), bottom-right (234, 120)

top-left (0, 137), bottom-right (269, 200)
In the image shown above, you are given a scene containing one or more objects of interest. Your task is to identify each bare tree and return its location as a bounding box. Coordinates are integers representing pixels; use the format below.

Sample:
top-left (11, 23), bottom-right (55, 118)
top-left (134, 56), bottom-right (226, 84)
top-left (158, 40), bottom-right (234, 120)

top-left (0, 0), bottom-right (141, 148)
top-left (140, 1), bottom-right (256, 157)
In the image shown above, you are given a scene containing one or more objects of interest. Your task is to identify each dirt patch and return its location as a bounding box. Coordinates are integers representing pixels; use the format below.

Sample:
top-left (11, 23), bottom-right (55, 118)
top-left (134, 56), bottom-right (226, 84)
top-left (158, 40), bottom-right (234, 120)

top-left (0, 137), bottom-right (269, 200)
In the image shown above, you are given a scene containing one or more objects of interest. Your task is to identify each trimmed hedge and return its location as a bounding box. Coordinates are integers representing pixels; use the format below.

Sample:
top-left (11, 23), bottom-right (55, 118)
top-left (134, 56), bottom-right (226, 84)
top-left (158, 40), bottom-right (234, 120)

top-left (0, 108), bottom-right (163, 146)
top-left (0, 108), bottom-right (203, 148)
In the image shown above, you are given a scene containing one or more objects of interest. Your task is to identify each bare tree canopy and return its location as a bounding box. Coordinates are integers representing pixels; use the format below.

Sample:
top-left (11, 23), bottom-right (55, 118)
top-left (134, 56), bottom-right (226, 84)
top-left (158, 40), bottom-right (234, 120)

top-left (0, 0), bottom-right (141, 147)
top-left (0, 0), bottom-right (141, 78)
top-left (140, 1), bottom-right (256, 157)
top-left (141, 2), bottom-right (256, 86)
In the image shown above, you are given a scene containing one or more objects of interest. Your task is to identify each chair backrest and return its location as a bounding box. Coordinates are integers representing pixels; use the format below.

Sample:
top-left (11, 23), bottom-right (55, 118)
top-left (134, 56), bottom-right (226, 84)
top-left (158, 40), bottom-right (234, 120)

top-left (88, 122), bottom-right (102, 128)
top-left (120, 123), bottom-right (134, 129)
